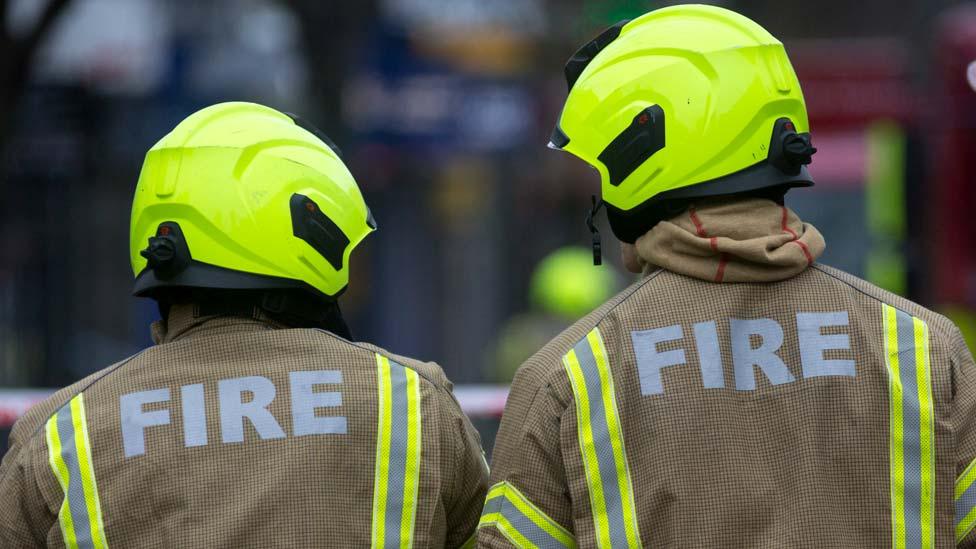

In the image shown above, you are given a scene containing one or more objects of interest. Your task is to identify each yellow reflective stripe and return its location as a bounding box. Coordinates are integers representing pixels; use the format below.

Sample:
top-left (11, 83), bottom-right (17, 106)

top-left (563, 348), bottom-right (611, 547)
top-left (586, 329), bottom-right (641, 548)
top-left (959, 508), bottom-right (976, 546)
top-left (884, 304), bottom-right (907, 549)
top-left (478, 482), bottom-right (576, 547)
top-left (563, 327), bottom-right (641, 548)
top-left (372, 354), bottom-right (422, 549)
top-left (45, 394), bottom-right (108, 549)
top-left (482, 514), bottom-right (536, 548)
top-left (458, 533), bottom-right (477, 549)
top-left (883, 304), bottom-right (935, 549)
top-left (956, 458), bottom-right (976, 501)
top-left (956, 456), bottom-right (976, 541)
top-left (46, 413), bottom-right (79, 549)
top-left (71, 395), bottom-right (108, 549)
top-left (400, 368), bottom-right (422, 548)
top-left (372, 354), bottom-right (394, 547)
top-left (914, 318), bottom-right (934, 549)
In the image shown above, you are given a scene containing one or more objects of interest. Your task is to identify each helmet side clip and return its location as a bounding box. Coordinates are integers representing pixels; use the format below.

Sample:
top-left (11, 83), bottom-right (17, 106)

top-left (140, 222), bottom-right (191, 279)
top-left (768, 118), bottom-right (816, 175)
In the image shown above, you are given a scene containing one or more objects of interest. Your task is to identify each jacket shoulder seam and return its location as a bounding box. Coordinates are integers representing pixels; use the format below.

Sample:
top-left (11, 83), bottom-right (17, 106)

top-left (312, 329), bottom-right (444, 389)
top-left (586, 268), bottom-right (666, 338)
top-left (22, 350), bottom-right (147, 443)
top-left (497, 273), bottom-right (669, 470)
top-left (0, 350), bottom-right (146, 487)
top-left (519, 269), bottom-right (666, 381)
top-left (810, 264), bottom-right (953, 345)
top-left (811, 264), bottom-right (901, 309)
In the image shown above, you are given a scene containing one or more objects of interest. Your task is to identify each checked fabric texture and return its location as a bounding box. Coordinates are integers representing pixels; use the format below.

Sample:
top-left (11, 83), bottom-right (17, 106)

top-left (0, 305), bottom-right (488, 548)
top-left (480, 199), bottom-right (976, 548)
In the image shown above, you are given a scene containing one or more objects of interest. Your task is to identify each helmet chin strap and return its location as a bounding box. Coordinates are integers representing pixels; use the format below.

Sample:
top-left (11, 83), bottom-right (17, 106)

top-left (585, 195), bottom-right (606, 266)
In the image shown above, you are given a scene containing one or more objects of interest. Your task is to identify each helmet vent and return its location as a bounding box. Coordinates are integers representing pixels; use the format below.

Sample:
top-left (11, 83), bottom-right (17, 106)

top-left (598, 105), bottom-right (666, 187)
top-left (290, 194), bottom-right (350, 271)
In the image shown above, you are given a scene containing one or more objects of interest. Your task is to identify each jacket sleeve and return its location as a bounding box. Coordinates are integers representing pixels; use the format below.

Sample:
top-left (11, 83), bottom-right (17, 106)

top-left (442, 389), bottom-right (490, 549)
top-left (951, 327), bottom-right (976, 547)
top-left (0, 418), bottom-right (53, 547)
top-left (477, 363), bottom-right (574, 548)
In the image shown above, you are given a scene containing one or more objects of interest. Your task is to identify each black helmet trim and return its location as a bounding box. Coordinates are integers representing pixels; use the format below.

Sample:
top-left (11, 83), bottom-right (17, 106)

top-left (133, 221), bottom-right (346, 300)
top-left (365, 206), bottom-right (378, 230)
top-left (551, 20), bottom-right (630, 151)
top-left (599, 105), bottom-right (666, 187)
top-left (549, 123), bottom-right (571, 149)
top-left (564, 20), bottom-right (630, 91)
top-left (285, 112), bottom-right (343, 158)
top-left (133, 258), bottom-right (345, 299)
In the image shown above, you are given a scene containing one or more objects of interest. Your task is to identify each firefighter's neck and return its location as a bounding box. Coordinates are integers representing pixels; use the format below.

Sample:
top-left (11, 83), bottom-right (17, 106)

top-left (151, 303), bottom-right (285, 345)
top-left (632, 196), bottom-right (826, 283)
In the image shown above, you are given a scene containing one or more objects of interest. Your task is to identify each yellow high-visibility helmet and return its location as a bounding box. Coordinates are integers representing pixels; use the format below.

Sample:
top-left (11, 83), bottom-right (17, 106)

top-left (530, 247), bottom-right (619, 319)
top-left (550, 4), bottom-right (816, 242)
top-left (130, 102), bottom-right (376, 300)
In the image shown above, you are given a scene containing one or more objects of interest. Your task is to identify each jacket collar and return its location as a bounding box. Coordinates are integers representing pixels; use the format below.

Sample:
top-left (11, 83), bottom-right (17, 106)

top-left (151, 303), bottom-right (289, 345)
top-left (635, 197), bottom-right (826, 283)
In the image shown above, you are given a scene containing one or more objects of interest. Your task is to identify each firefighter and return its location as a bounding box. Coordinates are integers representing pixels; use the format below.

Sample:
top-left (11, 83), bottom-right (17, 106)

top-left (0, 102), bottom-right (487, 548)
top-left (479, 5), bottom-right (976, 548)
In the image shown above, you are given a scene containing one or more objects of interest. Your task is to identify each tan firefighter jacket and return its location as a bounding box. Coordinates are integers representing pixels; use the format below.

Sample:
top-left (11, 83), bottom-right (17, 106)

top-left (0, 306), bottom-right (488, 548)
top-left (478, 197), bottom-right (976, 548)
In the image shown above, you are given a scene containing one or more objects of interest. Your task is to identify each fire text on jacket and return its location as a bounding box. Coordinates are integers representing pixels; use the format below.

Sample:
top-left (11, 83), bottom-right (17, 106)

top-left (119, 370), bottom-right (346, 458)
top-left (632, 311), bottom-right (855, 395)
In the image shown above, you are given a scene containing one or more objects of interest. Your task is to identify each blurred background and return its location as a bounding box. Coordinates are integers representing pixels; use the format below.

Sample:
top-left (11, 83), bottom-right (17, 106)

top-left (1, 0), bottom-right (975, 454)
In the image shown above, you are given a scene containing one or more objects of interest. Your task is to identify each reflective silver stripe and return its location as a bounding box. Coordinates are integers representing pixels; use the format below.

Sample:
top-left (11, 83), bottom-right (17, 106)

top-left (383, 361), bottom-right (410, 547)
top-left (884, 304), bottom-right (935, 549)
top-left (958, 458), bottom-right (976, 541)
top-left (482, 491), bottom-right (573, 548)
top-left (895, 308), bottom-right (923, 547)
top-left (56, 402), bottom-right (96, 549)
top-left (572, 337), bottom-right (630, 548)
top-left (958, 480), bottom-right (976, 532)
top-left (373, 356), bottom-right (421, 548)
